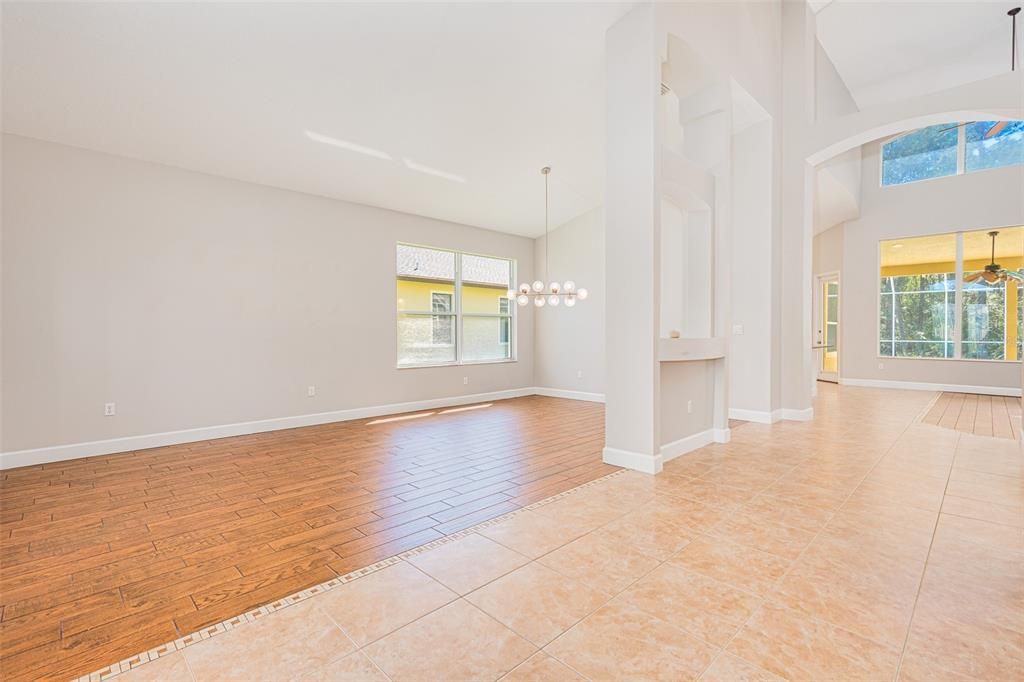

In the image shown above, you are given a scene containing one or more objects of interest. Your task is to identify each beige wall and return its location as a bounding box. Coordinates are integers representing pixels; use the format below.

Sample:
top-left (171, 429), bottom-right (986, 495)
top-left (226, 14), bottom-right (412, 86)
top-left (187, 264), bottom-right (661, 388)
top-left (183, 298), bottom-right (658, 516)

top-left (533, 207), bottom-right (605, 397)
top-left (813, 224), bottom-right (844, 276)
top-left (1, 135), bottom-right (536, 451)
top-left (840, 140), bottom-right (1024, 391)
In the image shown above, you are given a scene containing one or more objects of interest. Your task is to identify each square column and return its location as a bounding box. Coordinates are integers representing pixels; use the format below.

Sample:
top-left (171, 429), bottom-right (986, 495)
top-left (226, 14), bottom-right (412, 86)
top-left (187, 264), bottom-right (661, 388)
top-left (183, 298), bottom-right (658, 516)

top-left (602, 4), bottom-right (663, 474)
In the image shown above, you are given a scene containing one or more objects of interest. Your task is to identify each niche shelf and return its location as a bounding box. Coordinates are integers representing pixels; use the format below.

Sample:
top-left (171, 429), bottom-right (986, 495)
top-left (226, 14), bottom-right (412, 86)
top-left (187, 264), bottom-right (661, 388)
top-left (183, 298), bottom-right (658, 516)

top-left (658, 336), bottom-right (726, 363)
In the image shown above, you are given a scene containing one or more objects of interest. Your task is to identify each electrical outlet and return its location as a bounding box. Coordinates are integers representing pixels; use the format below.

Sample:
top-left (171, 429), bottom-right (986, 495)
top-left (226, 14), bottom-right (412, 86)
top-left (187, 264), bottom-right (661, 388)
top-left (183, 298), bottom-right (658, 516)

top-left (686, 400), bottom-right (693, 414)
top-left (878, 362), bottom-right (884, 370)
top-left (307, 385), bottom-right (316, 397)
top-left (104, 402), bottom-right (116, 416)
top-left (577, 370), bottom-right (583, 379)
top-left (463, 376), bottom-right (469, 385)
top-left (732, 324), bottom-right (744, 335)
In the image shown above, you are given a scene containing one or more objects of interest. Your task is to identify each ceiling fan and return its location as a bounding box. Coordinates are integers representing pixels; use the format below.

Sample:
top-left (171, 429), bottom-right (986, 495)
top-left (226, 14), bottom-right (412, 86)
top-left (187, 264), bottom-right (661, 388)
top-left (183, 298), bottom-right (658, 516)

top-left (963, 231), bottom-right (1024, 286)
top-left (938, 120), bottom-right (1012, 138)
top-left (938, 7), bottom-right (1020, 138)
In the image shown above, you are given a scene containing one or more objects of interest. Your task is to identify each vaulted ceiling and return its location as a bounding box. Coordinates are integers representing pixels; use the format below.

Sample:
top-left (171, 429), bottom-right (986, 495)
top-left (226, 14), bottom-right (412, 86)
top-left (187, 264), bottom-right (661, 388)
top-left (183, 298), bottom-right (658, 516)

top-left (814, 1), bottom-right (1013, 110)
top-left (2, 2), bottom-right (633, 237)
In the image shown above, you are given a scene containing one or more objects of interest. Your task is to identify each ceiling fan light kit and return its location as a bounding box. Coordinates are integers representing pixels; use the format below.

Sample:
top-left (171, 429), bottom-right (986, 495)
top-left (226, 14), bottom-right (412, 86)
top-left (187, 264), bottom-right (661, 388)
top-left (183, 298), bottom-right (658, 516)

top-left (962, 231), bottom-right (1024, 285)
top-left (513, 166), bottom-right (588, 308)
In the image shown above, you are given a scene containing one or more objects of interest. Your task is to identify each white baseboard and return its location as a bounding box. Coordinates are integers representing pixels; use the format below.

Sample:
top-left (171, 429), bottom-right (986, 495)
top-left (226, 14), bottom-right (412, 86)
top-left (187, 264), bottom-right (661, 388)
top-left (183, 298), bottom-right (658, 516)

top-left (840, 377), bottom-right (1022, 397)
top-left (779, 407), bottom-right (814, 422)
top-left (531, 387), bottom-right (605, 403)
top-left (0, 388), bottom-right (535, 470)
top-left (660, 430), bottom-right (713, 463)
top-left (729, 407), bottom-right (814, 423)
top-left (602, 446), bottom-right (662, 474)
top-left (728, 408), bottom-right (781, 424)
top-left (659, 427), bottom-right (729, 464)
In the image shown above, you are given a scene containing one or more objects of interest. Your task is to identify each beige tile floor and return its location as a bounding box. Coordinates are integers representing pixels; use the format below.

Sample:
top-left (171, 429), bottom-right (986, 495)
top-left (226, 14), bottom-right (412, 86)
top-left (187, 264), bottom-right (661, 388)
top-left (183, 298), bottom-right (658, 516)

top-left (105, 385), bottom-right (1022, 681)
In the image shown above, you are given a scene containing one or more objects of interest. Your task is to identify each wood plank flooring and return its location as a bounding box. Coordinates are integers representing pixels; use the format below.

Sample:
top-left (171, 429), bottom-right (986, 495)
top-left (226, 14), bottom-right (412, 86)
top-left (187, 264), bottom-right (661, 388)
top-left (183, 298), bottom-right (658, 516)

top-left (0, 396), bottom-right (613, 681)
top-left (922, 391), bottom-right (1021, 439)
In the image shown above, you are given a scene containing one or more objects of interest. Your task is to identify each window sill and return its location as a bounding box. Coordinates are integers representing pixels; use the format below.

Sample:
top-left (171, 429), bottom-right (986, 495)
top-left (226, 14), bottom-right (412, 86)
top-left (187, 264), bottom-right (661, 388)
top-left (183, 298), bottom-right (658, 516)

top-left (875, 355), bottom-right (1022, 364)
top-left (397, 359), bottom-right (518, 370)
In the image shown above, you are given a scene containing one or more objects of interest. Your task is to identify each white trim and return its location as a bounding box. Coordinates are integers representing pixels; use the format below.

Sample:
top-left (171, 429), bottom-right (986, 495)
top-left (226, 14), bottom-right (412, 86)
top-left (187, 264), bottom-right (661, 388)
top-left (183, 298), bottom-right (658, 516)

top-left (531, 387), bottom-right (605, 403)
top-left (839, 377), bottom-right (1022, 397)
top-left (660, 430), bottom-right (714, 463)
top-left (780, 407), bottom-right (815, 421)
top-left (728, 407), bottom-right (781, 424)
top-left (713, 428), bottom-right (731, 444)
top-left (602, 446), bottom-right (662, 475)
top-left (0, 388), bottom-right (535, 470)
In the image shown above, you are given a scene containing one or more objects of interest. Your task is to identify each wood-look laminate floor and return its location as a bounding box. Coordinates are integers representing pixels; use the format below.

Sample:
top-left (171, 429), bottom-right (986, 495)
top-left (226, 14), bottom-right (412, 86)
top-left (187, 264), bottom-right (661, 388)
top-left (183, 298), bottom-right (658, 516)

top-left (0, 395), bottom-right (613, 681)
top-left (922, 392), bottom-right (1021, 440)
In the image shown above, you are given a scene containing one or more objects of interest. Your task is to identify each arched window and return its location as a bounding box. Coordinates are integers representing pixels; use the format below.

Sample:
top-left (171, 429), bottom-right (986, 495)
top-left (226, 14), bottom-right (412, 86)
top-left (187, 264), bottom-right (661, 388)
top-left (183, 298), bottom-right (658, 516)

top-left (881, 121), bottom-right (1023, 187)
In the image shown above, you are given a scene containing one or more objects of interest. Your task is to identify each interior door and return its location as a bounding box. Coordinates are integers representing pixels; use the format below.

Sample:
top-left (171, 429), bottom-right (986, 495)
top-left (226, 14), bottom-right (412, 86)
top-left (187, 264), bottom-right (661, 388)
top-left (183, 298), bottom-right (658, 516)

top-left (815, 274), bottom-right (840, 383)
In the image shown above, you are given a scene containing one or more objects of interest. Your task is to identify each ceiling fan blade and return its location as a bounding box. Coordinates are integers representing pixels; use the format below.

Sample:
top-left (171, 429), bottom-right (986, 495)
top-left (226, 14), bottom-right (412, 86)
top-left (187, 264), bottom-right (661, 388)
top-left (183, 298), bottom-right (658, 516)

top-left (1007, 270), bottom-right (1024, 282)
top-left (985, 121), bottom-right (1009, 139)
top-left (982, 271), bottom-right (999, 283)
top-left (963, 272), bottom-right (984, 282)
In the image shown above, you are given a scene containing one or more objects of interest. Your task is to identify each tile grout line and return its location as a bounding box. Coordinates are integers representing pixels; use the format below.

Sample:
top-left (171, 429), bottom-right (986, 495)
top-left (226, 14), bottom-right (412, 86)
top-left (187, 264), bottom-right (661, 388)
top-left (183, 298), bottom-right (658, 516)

top-left (891, 430), bottom-right (961, 682)
top-left (695, 401), bottom-right (933, 680)
top-left (73, 470), bottom-right (628, 682)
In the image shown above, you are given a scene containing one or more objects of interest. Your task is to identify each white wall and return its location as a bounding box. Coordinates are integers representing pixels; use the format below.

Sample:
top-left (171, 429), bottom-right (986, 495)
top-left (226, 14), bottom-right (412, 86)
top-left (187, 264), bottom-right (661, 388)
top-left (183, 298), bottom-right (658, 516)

top-left (2, 134), bottom-right (536, 452)
top-left (730, 119), bottom-right (774, 417)
top-left (533, 207), bottom-right (605, 397)
top-left (813, 223), bottom-right (843, 276)
top-left (840, 140), bottom-right (1024, 391)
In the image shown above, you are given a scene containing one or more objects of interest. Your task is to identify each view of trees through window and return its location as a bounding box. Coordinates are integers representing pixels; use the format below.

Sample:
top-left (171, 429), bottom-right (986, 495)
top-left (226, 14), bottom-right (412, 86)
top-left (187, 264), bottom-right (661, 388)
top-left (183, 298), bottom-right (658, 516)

top-left (396, 244), bottom-right (514, 367)
top-left (882, 121), bottom-right (1024, 186)
top-left (879, 228), bottom-right (1022, 361)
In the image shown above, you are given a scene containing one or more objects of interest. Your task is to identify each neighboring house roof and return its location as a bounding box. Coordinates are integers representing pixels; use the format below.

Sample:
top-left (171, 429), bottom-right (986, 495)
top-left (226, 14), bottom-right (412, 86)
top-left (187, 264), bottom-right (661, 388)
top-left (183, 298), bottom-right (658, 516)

top-left (397, 244), bottom-right (509, 287)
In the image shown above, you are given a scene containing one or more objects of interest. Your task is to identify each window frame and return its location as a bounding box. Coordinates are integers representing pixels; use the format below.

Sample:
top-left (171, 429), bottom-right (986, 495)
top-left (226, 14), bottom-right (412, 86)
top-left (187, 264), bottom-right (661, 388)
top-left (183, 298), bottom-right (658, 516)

top-left (396, 243), bottom-right (517, 369)
top-left (876, 228), bottom-right (1022, 364)
top-left (880, 121), bottom-right (1024, 188)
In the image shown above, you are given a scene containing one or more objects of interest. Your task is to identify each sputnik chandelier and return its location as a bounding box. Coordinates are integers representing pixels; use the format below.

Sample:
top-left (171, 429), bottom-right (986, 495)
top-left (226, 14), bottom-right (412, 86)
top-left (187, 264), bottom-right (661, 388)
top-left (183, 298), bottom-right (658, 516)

top-left (511, 166), bottom-right (588, 308)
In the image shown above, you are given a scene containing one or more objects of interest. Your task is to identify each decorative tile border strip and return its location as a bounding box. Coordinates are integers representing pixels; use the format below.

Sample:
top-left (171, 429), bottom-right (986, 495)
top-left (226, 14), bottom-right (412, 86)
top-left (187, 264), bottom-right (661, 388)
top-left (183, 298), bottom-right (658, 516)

top-left (75, 469), bottom-right (627, 682)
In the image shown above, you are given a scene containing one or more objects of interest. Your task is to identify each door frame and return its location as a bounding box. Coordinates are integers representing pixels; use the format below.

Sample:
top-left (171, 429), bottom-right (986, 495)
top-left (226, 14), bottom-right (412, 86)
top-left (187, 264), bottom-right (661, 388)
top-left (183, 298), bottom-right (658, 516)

top-left (814, 271), bottom-right (840, 383)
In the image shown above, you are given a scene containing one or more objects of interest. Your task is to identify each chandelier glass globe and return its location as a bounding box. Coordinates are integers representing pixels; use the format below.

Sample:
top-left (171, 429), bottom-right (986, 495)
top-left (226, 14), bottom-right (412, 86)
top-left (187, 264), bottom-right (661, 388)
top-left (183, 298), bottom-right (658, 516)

top-left (576, 288), bottom-right (588, 300)
top-left (564, 295), bottom-right (577, 307)
top-left (563, 280), bottom-right (576, 293)
top-left (548, 294), bottom-right (560, 306)
top-left (532, 280), bottom-right (545, 293)
top-left (533, 296), bottom-right (546, 307)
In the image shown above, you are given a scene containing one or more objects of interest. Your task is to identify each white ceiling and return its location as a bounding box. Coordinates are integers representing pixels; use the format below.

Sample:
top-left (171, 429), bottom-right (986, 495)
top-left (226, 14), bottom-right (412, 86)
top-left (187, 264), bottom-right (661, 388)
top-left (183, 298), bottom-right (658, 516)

top-left (2, 2), bottom-right (634, 237)
top-left (815, 1), bottom-right (1013, 110)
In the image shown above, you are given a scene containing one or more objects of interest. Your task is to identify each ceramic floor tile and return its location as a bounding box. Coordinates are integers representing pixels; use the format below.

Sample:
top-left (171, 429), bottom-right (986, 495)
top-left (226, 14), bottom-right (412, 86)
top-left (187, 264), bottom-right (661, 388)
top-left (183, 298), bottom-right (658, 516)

top-left (771, 556), bottom-right (919, 647)
top-left (896, 653), bottom-right (976, 682)
top-left (727, 602), bottom-right (901, 682)
top-left (466, 562), bottom-right (610, 647)
top-left (668, 536), bottom-right (791, 596)
top-left (706, 511), bottom-right (816, 560)
top-left (405, 533), bottom-right (530, 595)
top-left (297, 651), bottom-right (390, 682)
top-left (476, 509), bottom-right (591, 559)
top-left (182, 600), bottom-right (356, 682)
top-left (500, 652), bottom-right (584, 682)
top-left (619, 563), bottom-right (762, 646)
top-left (363, 599), bottom-right (535, 682)
top-left (316, 560), bottom-right (457, 647)
top-left (593, 508), bottom-right (696, 560)
top-left (698, 652), bottom-right (785, 682)
top-left (117, 653), bottom-right (194, 682)
top-left (903, 604), bottom-right (1024, 680)
top-left (536, 530), bottom-right (661, 594)
top-left (544, 601), bottom-right (718, 681)
top-left (739, 495), bottom-right (835, 534)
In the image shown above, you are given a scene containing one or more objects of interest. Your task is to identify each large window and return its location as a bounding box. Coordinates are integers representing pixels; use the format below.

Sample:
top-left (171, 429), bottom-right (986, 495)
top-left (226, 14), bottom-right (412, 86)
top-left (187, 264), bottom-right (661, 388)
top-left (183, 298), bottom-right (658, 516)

top-left (879, 228), bottom-right (1022, 361)
top-left (882, 121), bottom-right (1023, 187)
top-left (396, 244), bottom-right (515, 367)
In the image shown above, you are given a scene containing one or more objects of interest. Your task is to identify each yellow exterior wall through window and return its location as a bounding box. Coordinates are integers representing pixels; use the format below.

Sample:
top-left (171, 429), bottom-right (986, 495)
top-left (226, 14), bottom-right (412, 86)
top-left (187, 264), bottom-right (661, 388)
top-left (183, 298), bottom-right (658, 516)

top-left (396, 279), bottom-right (509, 314)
